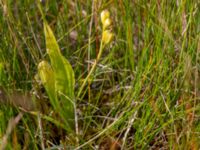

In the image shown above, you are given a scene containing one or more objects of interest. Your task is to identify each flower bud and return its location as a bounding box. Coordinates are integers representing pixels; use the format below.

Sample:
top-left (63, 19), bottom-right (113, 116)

top-left (102, 30), bottom-right (113, 44)
top-left (103, 18), bottom-right (112, 29)
top-left (101, 10), bottom-right (110, 24)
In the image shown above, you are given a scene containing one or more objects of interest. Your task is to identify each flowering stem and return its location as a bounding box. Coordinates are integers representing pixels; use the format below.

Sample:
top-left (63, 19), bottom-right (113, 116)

top-left (77, 40), bottom-right (105, 98)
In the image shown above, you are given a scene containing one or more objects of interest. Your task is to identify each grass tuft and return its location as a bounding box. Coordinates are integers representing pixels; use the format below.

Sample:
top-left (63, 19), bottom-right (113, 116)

top-left (0, 0), bottom-right (200, 149)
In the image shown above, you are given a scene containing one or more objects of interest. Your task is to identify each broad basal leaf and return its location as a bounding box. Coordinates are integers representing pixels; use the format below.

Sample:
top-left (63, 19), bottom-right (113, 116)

top-left (43, 21), bottom-right (75, 127)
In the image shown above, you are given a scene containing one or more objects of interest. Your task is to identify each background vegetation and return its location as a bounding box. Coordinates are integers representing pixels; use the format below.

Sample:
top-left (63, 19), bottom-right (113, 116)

top-left (0, 0), bottom-right (200, 149)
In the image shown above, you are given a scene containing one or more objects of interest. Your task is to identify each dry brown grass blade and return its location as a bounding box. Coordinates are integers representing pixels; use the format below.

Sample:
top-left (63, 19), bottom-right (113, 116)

top-left (0, 112), bottom-right (23, 150)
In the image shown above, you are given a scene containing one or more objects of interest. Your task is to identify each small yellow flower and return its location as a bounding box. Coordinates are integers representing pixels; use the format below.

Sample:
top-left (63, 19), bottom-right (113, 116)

top-left (101, 10), bottom-right (110, 24)
top-left (102, 30), bottom-right (113, 44)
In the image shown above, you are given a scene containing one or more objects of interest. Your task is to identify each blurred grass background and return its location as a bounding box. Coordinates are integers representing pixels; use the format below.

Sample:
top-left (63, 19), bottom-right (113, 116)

top-left (0, 0), bottom-right (200, 149)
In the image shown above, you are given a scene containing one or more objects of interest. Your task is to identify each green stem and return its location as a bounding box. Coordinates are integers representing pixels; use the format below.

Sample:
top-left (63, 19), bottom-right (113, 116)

top-left (77, 41), bottom-right (105, 98)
